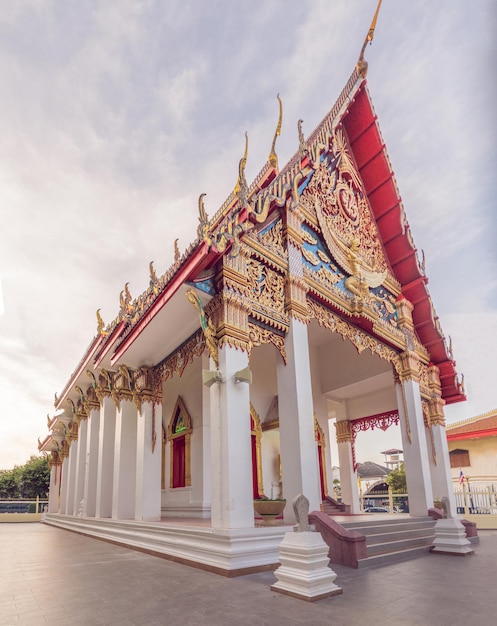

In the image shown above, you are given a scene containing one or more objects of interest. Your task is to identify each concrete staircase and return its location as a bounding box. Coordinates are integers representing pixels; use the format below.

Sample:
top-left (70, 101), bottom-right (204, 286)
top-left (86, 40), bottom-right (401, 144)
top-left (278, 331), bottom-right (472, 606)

top-left (321, 496), bottom-right (350, 515)
top-left (340, 516), bottom-right (436, 568)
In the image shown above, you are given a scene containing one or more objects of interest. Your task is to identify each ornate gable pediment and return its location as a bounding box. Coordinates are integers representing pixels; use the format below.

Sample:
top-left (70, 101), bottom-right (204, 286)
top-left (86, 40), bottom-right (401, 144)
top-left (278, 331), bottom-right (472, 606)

top-left (298, 127), bottom-right (400, 325)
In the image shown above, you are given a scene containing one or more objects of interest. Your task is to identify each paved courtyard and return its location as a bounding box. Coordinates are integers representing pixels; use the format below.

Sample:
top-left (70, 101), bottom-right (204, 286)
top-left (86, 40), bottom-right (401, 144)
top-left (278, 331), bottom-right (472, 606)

top-left (0, 522), bottom-right (495, 625)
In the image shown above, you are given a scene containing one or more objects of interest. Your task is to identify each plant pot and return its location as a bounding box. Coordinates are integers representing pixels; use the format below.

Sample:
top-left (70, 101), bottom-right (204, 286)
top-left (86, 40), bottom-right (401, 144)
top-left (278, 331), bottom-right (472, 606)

top-left (253, 499), bottom-right (286, 525)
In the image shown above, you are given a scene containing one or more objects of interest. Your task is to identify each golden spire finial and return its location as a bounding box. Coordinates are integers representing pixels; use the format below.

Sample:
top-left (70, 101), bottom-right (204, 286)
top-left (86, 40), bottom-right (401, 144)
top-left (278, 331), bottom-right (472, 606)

top-left (174, 238), bottom-right (180, 263)
top-left (234, 132), bottom-right (248, 196)
top-left (268, 94), bottom-right (283, 169)
top-left (96, 309), bottom-right (108, 336)
top-left (356, 0), bottom-right (383, 77)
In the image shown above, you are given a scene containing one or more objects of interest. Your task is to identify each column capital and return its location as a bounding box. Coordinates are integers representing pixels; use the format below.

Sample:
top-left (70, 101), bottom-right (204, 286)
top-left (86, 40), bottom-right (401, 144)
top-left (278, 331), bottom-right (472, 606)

top-left (399, 349), bottom-right (420, 382)
top-left (428, 396), bottom-right (446, 427)
top-left (396, 296), bottom-right (415, 331)
top-left (335, 420), bottom-right (353, 444)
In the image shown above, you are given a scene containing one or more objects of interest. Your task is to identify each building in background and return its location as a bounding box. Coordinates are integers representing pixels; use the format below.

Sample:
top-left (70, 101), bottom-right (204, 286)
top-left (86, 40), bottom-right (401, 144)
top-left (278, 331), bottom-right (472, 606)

top-left (447, 409), bottom-right (497, 488)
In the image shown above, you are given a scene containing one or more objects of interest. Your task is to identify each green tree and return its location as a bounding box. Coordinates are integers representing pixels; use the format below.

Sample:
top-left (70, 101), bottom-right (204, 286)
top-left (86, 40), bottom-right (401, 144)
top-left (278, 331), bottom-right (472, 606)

top-left (18, 456), bottom-right (50, 499)
top-left (386, 462), bottom-right (407, 493)
top-left (0, 467), bottom-right (22, 498)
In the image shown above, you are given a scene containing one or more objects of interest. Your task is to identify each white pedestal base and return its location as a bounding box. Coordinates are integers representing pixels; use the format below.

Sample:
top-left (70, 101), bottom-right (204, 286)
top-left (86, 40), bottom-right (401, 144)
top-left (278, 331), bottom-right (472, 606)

top-left (271, 531), bottom-right (342, 602)
top-left (431, 518), bottom-right (474, 556)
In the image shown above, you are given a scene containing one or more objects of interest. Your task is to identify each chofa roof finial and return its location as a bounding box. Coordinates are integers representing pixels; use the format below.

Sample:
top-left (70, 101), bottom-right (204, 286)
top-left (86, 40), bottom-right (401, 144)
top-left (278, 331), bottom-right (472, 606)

top-left (356, 0), bottom-right (383, 78)
top-left (268, 94), bottom-right (283, 169)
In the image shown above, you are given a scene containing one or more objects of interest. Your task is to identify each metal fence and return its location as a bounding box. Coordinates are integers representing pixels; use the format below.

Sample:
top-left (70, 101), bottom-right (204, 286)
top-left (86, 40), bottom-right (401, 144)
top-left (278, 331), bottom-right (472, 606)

top-left (359, 489), bottom-right (409, 513)
top-left (0, 498), bottom-right (48, 514)
top-left (454, 483), bottom-right (497, 515)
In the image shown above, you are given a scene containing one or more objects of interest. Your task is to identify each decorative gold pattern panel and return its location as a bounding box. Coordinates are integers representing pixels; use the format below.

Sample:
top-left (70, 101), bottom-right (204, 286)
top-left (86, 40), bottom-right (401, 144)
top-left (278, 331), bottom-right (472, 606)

top-left (308, 299), bottom-right (401, 374)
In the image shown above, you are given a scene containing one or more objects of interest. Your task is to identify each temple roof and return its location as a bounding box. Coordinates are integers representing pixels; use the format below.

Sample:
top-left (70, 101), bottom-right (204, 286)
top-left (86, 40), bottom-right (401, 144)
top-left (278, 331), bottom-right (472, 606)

top-left (446, 409), bottom-right (497, 440)
top-left (53, 62), bottom-right (465, 411)
top-left (357, 461), bottom-right (391, 478)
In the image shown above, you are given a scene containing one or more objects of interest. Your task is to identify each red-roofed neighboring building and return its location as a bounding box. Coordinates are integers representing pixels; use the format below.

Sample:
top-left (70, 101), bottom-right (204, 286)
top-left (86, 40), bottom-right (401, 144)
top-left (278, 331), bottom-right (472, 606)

top-left (447, 409), bottom-right (497, 487)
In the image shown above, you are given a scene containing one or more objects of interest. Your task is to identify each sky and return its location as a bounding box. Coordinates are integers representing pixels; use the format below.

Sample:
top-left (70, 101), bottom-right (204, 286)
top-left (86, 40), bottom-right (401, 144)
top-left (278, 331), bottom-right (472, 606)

top-left (0, 0), bottom-right (496, 469)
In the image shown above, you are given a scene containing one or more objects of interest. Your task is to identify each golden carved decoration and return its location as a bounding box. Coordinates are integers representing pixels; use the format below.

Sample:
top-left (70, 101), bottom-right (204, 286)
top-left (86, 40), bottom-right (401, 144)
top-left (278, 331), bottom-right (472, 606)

top-left (186, 288), bottom-right (219, 368)
top-left (314, 416), bottom-right (329, 497)
top-left (149, 261), bottom-right (160, 295)
top-left (285, 274), bottom-right (309, 322)
top-left (422, 400), bottom-right (437, 465)
top-left (119, 282), bottom-right (133, 319)
top-left (335, 420), bottom-right (353, 444)
top-left (250, 404), bottom-right (265, 497)
top-left (174, 238), bottom-right (180, 263)
top-left (356, 0), bottom-right (383, 77)
top-left (157, 330), bottom-right (206, 384)
top-left (234, 131), bottom-right (249, 202)
top-left (248, 322), bottom-right (287, 364)
top-left (260, 219), bottom-right (285, 258)
top-left (96, 309), bottom-right (108, 336)
top-left (308, 299), bottom-right (400, 373)
top-left (268, 94), bottom-right (283, 169)
top-left (393, 369), bottom-right (412, 444)
top-left (298, 119), bottom-right (307, 157)
top-left (399, 350), bottom-right (420, 383)
top-left (428, 396), bottom-right (446, 428)
top-left (396, 296), bottom-right (415, 331)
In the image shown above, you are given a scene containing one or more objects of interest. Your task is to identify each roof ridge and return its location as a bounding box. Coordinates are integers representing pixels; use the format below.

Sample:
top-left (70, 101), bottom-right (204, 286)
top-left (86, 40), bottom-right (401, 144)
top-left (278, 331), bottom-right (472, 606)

top-left (446, 408), bottom-right (497, 429)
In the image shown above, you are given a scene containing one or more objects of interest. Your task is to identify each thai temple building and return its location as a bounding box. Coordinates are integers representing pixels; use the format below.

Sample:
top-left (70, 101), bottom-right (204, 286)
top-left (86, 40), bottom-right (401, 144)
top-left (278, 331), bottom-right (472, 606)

top-left (38, 10), bottom-right (466, 574)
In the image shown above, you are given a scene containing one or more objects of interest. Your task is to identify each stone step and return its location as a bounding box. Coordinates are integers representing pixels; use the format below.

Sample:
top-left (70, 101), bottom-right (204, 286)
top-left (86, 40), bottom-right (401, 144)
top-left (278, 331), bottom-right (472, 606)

top-left (341, 517), bottom-right (435, 535)
top-left (364, 526), bottom-right (435, 546)
top-left (366, 533), bottom-right (434, 556)
top-left (339, 516), bottom-right (436, 568)
top-left (356, 545), bottom-right (432, 569)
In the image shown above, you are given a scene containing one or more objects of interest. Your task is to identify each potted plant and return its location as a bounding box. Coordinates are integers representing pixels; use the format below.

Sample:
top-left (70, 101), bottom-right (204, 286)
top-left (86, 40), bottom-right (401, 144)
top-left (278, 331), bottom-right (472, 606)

top-left (253, 496), bottom-right (286, 525)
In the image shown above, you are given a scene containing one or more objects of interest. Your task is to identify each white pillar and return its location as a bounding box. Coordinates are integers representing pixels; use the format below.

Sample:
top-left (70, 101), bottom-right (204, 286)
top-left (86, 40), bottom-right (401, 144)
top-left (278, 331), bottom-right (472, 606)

top-left (210, 345), bottom-right (253, 529)
top-left (73, 418), bottom-right (88, 516)
top-left (430, 422), bottom-right (458, 514)
top-left (277, 318), bottom-right (321, 522)
top-left (135, 401), bottom-right (162, 521)
top-left (65, 440), bottom-right (78, 515)
top-left (112, 400), bottom-right (137, 519)
top-left (48, 462), bottom-right (61, 513)
top-left (96, 397), bottom-right (116, 518)
top-left (83, 408), bottom-right (100, 517)
top-left (59, 455), bottom-right (69, 514)
top-left (396, 377), bottom-right (433, 515)
top-left (336, 420), bottom-right (360, 513)
top-left (193, 352), bottom-right (212, 516)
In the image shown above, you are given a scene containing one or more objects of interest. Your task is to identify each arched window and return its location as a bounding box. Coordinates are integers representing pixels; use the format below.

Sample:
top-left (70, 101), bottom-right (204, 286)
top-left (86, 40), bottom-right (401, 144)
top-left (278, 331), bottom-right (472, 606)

top-left (167, 397), bottom-right (192, 488)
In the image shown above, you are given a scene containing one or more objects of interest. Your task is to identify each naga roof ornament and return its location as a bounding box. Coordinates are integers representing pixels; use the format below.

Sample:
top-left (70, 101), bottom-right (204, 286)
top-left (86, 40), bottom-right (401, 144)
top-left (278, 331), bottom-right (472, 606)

top-left (268, 94), bottom-right (283, 169)
top-left (356, 0), bottom-right (383, 78)
top-left (234, 131), bottom-right (249, 202)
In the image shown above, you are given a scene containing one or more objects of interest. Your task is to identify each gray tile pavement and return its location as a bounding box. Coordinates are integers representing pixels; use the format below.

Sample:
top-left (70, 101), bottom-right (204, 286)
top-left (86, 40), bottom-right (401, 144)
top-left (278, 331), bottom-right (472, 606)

top-left (0, 522), bottom-right (495, 625)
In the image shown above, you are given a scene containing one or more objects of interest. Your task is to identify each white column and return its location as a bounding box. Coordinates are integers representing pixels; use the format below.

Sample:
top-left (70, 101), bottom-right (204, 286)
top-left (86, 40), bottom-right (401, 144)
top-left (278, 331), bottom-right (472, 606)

top-left (47, 462), bottom-right (61, 513)
top-left (96, 397), bottom-right (116, 518)
top-left (396, 377), bottom-right (433, 515)
top-left (112, 400), bottom-right (137, 519)
top-left (83, 408), bottom-right (100, 517)
top-left (210, 345), bottom-right (253, 529)
top-left (336, 421), bottom-right (361, 514)
top-left (59, 455), bottom-right (69, 514)
top-left (191, 352), bottom-right (212, 516)
top-left (277, 317), bottom-right (321, 522)
top-left (135, 401), bottom-right (162, 521)
top-left (73, 418), bottom-right (88, 516)
top-left (65, 440), bottom-right (78, 515)
top-left (430, 421), bottom-right (458, 514)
